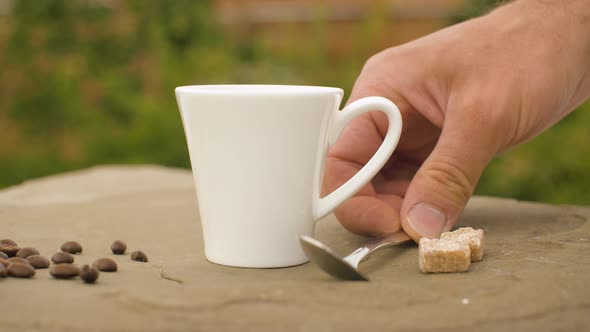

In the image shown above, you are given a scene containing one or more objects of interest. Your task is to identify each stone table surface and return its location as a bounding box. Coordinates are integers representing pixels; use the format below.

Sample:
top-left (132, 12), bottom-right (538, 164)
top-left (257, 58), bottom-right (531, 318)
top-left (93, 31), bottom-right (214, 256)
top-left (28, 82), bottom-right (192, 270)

top-left (1, 165), bottom-right (589, 332)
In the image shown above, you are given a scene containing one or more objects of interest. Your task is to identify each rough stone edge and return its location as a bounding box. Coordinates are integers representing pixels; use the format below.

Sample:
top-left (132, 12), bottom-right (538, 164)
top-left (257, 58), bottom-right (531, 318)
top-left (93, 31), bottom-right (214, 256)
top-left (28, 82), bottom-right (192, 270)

top-left (0, 164), bottom-right (194, 206)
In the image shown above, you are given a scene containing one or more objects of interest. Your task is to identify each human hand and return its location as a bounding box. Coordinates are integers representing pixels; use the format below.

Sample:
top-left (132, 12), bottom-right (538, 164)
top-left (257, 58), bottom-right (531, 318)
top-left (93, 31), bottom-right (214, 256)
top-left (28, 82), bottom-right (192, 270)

top-left (324, 0), bottom-right (590, 241)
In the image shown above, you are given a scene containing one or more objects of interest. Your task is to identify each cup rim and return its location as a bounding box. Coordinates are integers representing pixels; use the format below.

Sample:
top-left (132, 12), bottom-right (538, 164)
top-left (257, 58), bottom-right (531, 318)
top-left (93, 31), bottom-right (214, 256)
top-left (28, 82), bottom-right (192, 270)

top-left (175, 84), bottom-right (344, 97)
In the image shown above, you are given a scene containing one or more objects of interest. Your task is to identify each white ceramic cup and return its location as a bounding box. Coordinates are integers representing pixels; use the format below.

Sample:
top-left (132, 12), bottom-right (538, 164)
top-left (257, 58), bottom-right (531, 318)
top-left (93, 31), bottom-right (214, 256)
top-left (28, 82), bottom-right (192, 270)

top-left (176, 85), bottom-right (402, 268)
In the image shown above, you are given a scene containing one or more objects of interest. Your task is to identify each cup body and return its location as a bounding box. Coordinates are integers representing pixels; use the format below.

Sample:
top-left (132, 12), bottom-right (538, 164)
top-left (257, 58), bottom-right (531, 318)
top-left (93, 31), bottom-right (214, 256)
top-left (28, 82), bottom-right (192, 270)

top-left (176, 85), bottom-right (342, 268)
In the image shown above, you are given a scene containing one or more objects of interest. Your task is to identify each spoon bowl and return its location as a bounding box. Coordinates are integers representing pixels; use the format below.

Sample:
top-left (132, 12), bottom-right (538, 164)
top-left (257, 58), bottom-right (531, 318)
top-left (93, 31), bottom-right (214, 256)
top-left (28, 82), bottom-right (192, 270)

top-left (300, 236), bottom-right (368, 281)
top-left (300, 231), bottom-right (412, 281)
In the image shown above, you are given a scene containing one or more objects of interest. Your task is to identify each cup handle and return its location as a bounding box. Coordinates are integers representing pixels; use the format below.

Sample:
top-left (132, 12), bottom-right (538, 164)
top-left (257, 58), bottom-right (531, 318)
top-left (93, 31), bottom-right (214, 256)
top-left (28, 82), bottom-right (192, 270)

top-left (313, 96), bottom-right (402, 220)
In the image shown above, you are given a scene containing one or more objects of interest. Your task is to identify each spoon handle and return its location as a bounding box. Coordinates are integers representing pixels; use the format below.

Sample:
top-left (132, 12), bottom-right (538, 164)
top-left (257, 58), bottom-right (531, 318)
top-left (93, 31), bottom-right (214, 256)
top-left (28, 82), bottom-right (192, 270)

top-left (365, 231), bottom-right (412, 251)
top-left (343, 231), bottom-right (412, 267)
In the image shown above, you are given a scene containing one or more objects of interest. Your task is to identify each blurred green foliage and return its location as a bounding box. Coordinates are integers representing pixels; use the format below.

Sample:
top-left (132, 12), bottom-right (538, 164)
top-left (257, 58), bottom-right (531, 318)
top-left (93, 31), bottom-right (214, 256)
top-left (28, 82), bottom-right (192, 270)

top-left (0, 0), bottom-right (368, 188)
top-left (450, 0), bottom-right (506, 23)
top-left (0, 0), bottom-right (588, 204)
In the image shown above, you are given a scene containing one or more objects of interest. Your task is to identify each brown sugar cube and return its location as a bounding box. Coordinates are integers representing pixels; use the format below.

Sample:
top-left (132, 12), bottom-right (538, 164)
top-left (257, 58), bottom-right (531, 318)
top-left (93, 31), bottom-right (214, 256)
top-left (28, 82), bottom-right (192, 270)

top-left (419, 238), bottom-right (471, 273)
top-left (441, 227), bottom-right (485, 262)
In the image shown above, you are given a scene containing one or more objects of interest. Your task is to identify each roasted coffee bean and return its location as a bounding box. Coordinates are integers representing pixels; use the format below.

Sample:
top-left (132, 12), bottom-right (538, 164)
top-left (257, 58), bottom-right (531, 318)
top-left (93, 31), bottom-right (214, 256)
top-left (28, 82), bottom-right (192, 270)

top-left (50, 264), bottom-right (80, 279)
top-left (26, 255), bottom-right (50, 269)
top-left (0, 258), bottom-right (7, 266)
top-left (60, 241), bottom-right (83, 254)
top-left (80, 265), bottom-right (99, 283)
top-left (0, 251), bottom-right (7, 259)
top-left (8, 256), bottom-right (30, 265)
top-left (0, 239), bottom-right (17, 246)
top-left (111, 240), bottom-right (127, 255)
top-left (0, 263), bottom-right (7, 277)
top-left (0, 244), bottom-right (20, 257)
top-left (7, 262), bottom-right (35, 278)
top-left (16, 247), bottom-right (40, 258)
top-left (52, 252), bottom-right (74, 264)
top-left (130, 250), bottom-right (148, 262)
top-left (92, 258), bottom-right (117, 272)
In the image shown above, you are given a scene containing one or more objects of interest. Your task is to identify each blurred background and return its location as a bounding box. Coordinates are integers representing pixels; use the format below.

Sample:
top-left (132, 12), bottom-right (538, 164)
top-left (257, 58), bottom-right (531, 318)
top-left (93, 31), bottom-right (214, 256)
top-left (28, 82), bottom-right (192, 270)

top-left (0, 0), bottom-right (588, 204)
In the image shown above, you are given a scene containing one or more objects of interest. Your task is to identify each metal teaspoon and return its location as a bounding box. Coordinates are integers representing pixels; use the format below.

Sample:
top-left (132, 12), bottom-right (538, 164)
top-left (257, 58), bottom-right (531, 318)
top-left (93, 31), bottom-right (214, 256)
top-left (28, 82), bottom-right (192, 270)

top-left (299, 231), bottom-right (412, 281)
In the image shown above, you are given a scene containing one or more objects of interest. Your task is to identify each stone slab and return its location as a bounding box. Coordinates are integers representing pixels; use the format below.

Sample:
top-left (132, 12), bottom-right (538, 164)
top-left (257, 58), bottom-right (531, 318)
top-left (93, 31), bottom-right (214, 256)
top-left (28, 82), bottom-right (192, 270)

top-left (0, 165), bottom-right (589, 331)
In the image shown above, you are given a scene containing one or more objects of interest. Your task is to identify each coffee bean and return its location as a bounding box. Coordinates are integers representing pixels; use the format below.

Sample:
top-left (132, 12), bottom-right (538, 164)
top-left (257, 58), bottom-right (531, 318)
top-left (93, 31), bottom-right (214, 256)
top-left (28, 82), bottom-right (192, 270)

top-left (26, 255), bottom-right (50, 269)
top-left (50, 264), bottom-right (80, 279)
top-left (7, 262), bottom-right (35, 278)
top-left (92, 258), bottom-right (117, 272)
top-left (0, 239), bottom-right (17, 246)
top-left (52, 252), bottom-right (74, 264)
top-left (61, 241), bottom-right (83, 254)
top-left (8, 256), bottom-right (29, 265)
top-left (0, 244), bottom-right (20, 257)
top-left (16, 247), bottom-right (40, 258)
top-left (111, 240), bottom-right (127, 255)
top-left (0, 263), bottom-right (7, 277)
top-left (0, 251), bottom-right (7, 260)
top-left (130, 250), bottom-right (148, 262)
top-left (0, 258), bottom-right (7, 266)
top-left (80, 265), bottom-right (99, 283)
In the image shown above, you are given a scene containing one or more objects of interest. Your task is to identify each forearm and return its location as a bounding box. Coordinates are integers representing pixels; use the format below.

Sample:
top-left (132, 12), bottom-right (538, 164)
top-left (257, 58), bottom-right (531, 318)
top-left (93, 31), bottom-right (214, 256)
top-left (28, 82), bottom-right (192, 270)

top-left (517, 0), bottom-right (590, 48)
top-left (488, 0), bottom-right (590, 109)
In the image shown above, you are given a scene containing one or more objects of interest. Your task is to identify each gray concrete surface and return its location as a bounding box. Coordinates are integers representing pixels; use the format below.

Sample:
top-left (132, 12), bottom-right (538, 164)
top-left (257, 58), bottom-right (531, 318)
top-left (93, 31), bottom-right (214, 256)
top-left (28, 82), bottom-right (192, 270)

top-left (1, 165), bottom-right (589, 331)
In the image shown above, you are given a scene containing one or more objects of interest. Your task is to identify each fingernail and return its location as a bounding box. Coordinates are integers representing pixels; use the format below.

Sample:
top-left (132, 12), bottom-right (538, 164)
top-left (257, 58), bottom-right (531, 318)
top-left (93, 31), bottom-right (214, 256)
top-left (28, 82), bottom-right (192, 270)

top-left (407, 203), bottom-right (447, 238)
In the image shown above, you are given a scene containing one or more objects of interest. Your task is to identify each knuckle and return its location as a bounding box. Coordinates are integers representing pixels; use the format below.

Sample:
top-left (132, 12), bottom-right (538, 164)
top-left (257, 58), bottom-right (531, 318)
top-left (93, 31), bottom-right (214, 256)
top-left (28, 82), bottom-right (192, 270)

top-left (363, 50), bottom-right (388, 71)
top-left (422, 158), bottom-right (474, 205)
top-left (456, 94), bottom-right (513, 130)
top-left (363, 47), bottom-right (406, 74)
top-left (454, 95), bottom-right (517, 151)
top-left (457, 97), bottom-right (494, 125)
top-left (356, 49), bottom-right (407, 99)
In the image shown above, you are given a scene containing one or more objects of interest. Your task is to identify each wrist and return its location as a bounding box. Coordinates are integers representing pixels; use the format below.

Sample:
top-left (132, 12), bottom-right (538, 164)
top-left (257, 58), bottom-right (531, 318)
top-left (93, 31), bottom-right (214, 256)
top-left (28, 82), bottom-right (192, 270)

top-left (501, 0), bottom-right (590, 55)
top-left (488, 0), bottom-right (590, 85)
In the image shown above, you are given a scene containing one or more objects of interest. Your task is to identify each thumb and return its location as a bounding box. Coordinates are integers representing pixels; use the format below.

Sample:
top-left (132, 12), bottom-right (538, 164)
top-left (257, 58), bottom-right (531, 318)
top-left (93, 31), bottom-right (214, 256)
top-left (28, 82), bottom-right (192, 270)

top-left (400, 109), bottom-right (502, 241)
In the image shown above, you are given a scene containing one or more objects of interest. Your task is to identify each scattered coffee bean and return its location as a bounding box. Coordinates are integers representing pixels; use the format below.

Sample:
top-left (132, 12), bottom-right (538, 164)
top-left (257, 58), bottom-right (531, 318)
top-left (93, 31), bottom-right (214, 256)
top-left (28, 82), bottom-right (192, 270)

top-left (0, 244), bottom-right (20, 257)
top-left (92, 258), bottom-right (117, 272)
top-left (111, 240), bottom-right (127, 255)
top-left (0, 263), bottom-right (7, 277)
top-left (0, 239), bottom-right (17, 246)
top-left (0, 251), bottom-right (8, 259)
top-left (7, 256), bottom-right (28, 264)
top-left (61, 241), bottom-right (83, 254)
top-left (8, 256), bottom-right (29, 265)
top-left (50, 263), bottom-right (80, 279)
top-left (7, 262), bottom-right (35, 278)
top-left (52, 252), bottom-right (74, 264)
top-left (80, 265), bottom-right (99, 283)
top-left (130, 250), bottom-right (148, 262)
top-left (16, 247), bottom-right (40, 258)
top-left (26, 255), bottom-right (50, 269)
